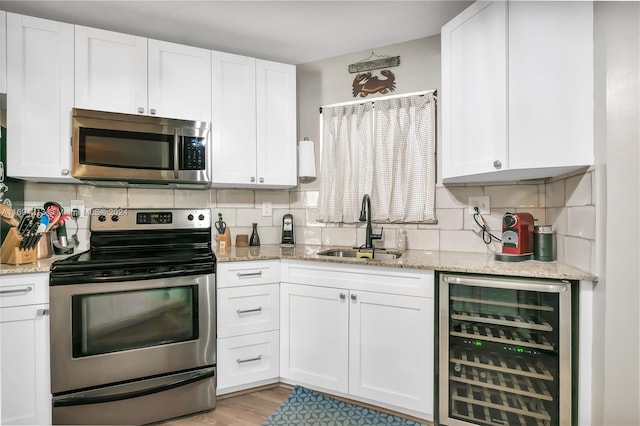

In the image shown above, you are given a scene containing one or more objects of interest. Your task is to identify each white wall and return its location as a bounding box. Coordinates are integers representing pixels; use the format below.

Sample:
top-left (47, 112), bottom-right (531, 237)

top-left (592, 2), bottom-right (640, 424)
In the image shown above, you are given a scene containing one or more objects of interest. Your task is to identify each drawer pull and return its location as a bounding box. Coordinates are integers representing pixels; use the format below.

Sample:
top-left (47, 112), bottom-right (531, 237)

top-left (237, 271), bottom-right (263, 278)
top-left (37, 309), bottom-right (49, 316)
top-left (237, 307), bottom-right (262, 314)
top-left (0, 286), bottom-right (33, 295)
top-left (237, 355), bottom-right (262, 364)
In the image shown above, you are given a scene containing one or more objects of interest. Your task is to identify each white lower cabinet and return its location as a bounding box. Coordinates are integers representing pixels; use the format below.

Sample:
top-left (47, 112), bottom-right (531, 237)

top-left (216, 261), bottom-right (280, 395)
top-left (0, 273), bottom-right (51, 426)
top-left (280, 260), bottom-right (434, 421)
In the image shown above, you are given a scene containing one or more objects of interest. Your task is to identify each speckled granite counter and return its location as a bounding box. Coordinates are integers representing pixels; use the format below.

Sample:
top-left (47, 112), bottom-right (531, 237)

top-left (215, 244), bottom-right (598, 282)
top-left (1, 245), bottom-right (597, 281)
top-left (0, 255), bottom-right (68, 275)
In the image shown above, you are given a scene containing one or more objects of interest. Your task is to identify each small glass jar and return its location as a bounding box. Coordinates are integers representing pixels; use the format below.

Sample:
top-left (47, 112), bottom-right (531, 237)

top-left (397, 229), bottom-right (407, 251)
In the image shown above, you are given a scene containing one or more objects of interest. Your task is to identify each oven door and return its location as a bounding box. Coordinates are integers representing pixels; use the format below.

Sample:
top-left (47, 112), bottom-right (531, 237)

top-left (50, 273), bottom-right (215, 394)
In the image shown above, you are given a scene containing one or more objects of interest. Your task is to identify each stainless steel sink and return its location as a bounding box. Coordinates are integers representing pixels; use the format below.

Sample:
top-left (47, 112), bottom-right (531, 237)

top-left (317, 248), bottom-right (403, 261)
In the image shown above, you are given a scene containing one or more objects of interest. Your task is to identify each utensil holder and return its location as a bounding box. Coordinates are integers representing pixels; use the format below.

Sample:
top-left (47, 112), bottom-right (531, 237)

top-left (1, 228), bottom-right (37, 265)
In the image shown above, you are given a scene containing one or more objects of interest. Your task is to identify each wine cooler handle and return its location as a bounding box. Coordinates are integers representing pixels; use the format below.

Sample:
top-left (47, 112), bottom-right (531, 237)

top-left (444, 275), bottom-right (569, 293)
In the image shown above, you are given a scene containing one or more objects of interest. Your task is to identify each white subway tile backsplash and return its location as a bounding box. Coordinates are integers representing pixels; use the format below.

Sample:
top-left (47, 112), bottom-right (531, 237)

top-left (484, 185), bottom-right (540, 208)
top-left (405, 229), bottom-right (439, 251)
top-left (440, 230), bottom-right (496, 253)
top-left (127, 188), bottom-right (174, 207)
top-left (255, 190), bottom-right (290, 208)
top-left (545, 179), bottom-right (565, 208)
top-left (565, 173), bottom-right (592, 206)
top-left (297, 227), bottom-right (322, 245)
top-left (289, 191), bottom-right (319, 208)
top-left (428, 209), bottom-right (464, 230)
top-left (24, 182), bottom-right (77, 205)
top-left (436, 186), bottom-right (484, 209)
top-left (546, 208), bottom-right (568, 235)
top-left (236, 208), bottom-right (272, 227)
top-left (564, 236), bottom-right (593, 273)
top-left (76, 186), bottom-right (128, 208)
top-left (567, 206), bottom-right (596, 240)
top-left (322, 226), bottom-right (357, 246)
top-left (174, 189), bottom-right (211, 208)
top-left (463, 211), bottom-right (502, 233)
top-left (216, 189), bottom-right (254, 207)
top-left (212, 208), bottom-right (236, 227)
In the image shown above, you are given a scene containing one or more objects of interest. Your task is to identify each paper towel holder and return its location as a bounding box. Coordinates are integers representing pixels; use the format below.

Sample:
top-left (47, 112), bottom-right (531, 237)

top-left (298, 137), bottom-right (316, 183)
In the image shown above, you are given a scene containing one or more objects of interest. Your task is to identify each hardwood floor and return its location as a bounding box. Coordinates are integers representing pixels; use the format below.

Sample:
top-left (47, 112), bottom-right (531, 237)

top-left (157, 385), bottom-right (292, 426)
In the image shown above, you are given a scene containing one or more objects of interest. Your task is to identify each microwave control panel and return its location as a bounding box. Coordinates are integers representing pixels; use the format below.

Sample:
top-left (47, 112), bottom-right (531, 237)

top-left (181, 137), bottom-right (206, 170)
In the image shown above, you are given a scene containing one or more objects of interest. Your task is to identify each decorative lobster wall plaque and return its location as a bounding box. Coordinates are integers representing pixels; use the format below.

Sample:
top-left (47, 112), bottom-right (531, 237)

top-left (349, 52), bottom-right (400, 98)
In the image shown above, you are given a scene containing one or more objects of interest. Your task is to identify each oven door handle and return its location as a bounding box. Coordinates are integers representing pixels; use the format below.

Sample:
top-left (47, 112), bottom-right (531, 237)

top-left (52, 367), bottom-right (215, 407)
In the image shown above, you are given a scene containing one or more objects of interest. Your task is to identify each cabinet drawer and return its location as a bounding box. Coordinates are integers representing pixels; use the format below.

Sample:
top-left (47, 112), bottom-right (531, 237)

top-left (217, 260), bottom-right (280, 288)
top-left (218, 283), bottom-right (279, 338)
top-left (0, 273), bottom-right (49, 308)
top-left (217, 330), bottom-right (279, 391)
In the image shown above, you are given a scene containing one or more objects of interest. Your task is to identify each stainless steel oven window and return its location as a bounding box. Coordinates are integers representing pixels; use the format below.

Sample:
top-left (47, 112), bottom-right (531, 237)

top-left (79, 128), bottom-right (173, 170)
top-left (71, 285), bottom-right (199, 357)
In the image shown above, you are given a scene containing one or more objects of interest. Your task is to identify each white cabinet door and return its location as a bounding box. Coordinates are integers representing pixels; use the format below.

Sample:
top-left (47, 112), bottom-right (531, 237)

top-left (255, 59), bottom-right (297, 187)
top-left (508, 1), bottom-right (593, 170)
top-left (349, 291), bottom-right (433, 416)
top-left (74, 26), bottom-right (147, 115)
top-left (0, 11), bottom-right (6, 94)
top-left (6, 13), bottom-right (75, 182)
top-left (211, 51), bottom-right (257, 186)
top-left (0, 304), bottom-right (51, 426)
top-left (280, 283), bottom-right (349, 392)
top-left (441, 1), bottom-right (507, 180)
top-left (148, 39), bottom-right (211, 122)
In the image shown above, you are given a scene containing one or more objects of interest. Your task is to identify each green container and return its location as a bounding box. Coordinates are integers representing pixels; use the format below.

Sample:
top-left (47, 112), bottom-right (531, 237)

top-left (534, 225), bottom-right (556, 261)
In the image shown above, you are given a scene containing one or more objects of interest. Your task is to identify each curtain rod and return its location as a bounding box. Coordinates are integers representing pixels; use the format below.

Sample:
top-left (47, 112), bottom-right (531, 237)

top-left (319, 89), bottom-right (437, 114)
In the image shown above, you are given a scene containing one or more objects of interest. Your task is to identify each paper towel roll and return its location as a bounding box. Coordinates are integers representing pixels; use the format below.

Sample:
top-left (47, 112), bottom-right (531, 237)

top-left (297, 139), bottom-right (316, 179)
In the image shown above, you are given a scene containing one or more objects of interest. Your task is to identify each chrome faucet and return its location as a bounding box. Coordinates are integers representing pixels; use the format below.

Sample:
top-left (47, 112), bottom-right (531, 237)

top-left (359, 194), bottom-right (383, 249)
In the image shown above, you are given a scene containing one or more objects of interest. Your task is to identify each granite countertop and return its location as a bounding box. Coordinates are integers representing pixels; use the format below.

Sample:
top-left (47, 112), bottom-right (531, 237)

top-left (216, 244), bottom-right (598, 282)
top-left (0, 245), bottom-right (597, 282)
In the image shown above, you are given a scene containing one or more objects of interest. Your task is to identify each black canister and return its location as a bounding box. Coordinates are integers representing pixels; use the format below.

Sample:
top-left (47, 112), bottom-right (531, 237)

top-left (534, 225), bottom-right (555, 261)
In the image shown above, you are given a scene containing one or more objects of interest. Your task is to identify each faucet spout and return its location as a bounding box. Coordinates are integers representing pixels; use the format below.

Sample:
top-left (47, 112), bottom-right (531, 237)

top-left (359, 194), bottom-right (381, 249)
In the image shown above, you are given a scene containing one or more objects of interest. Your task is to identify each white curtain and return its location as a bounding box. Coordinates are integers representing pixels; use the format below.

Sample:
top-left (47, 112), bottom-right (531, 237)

top-left (318, 92), bottom-right (436, 223)
top-left (317, 103), bottom-right (373, 223)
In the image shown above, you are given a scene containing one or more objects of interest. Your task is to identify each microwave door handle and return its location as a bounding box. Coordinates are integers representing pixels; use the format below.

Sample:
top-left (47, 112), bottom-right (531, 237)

top-left (173, 129), bottom-right (180, 179)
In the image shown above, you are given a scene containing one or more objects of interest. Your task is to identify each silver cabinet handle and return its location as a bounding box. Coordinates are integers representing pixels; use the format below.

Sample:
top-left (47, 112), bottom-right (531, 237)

top-left (250, 177), bottom-right (256, 183)
top-left (339, 293), bottom-right (346, 300)
top-left (137, 107), bottom-right (145, 114)
top-left (259, 177), bottom-right (264, 183)
top-left (37, 309), bottom-right (49, 316)
top-left (237, 355), bottom-right (262, 364)
top-left (493, 160), bottom-right (502, 169)
top-left (150, 108), bottom-right (157, 115)
top-left (61, 169), bottom-right (70, 176)
top-left (237, 271), bottom-right (262, 278)
top-left (173, 129), bottom-right (180, 179)
top-left (0, 286), bottom-right (33, 295)
top-left (351, 293), bottom-right (357, 301)
top-left (237, 307), bottom-right (262, 314)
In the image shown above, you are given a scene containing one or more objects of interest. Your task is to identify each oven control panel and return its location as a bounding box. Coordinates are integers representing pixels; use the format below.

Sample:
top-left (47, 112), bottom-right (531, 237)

top-left (90, 208), bottom-right (211, 231)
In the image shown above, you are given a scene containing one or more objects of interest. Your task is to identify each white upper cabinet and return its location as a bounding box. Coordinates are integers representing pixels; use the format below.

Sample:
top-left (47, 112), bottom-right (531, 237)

top-left (75, 26), bottom-right (211, 122)
top-left (441, 1), bottom-right (594, 183)
top-left (6, 13), bottom-right (76, 182)
top-left (1, 11), bottom-right (7, 94)
top-left (211, 52), bottom-right (297, 189)
top-left (74, 26), bottom-right (147, 115)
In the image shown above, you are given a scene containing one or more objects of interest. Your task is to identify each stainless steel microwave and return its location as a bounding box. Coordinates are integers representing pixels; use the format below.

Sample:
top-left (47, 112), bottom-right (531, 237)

top-left (71, 109), bottom-right (211, 187)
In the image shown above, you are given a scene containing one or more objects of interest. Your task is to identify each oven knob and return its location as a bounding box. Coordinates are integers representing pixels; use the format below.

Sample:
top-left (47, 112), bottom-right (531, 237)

top-left (111, 215), bottom-right (119, 222)
top-left (198, 214), bottom-right (205, 221)
top-left (188, 214), bottom-right (194, 221)
top-left (98, 215), bottom-right (107, 222)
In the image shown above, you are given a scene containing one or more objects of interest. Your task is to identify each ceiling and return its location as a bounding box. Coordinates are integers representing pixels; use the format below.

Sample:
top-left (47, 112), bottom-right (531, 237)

top-left (1, 1), bottom-right (472, 65)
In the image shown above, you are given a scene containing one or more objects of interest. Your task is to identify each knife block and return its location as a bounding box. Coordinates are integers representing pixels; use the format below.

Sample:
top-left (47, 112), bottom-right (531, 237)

top-left (217, 228), bottom-right (231, 249)
top-left (1, 228), bottom-right (37, 265)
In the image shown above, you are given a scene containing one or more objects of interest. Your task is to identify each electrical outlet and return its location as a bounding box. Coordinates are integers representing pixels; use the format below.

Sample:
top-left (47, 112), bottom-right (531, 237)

top-left (70, 200), bottom-right (86, 217)
top-left (261, 202), bottom-right (272, 217)
top-left (468, 196), bottom-right (490, 215)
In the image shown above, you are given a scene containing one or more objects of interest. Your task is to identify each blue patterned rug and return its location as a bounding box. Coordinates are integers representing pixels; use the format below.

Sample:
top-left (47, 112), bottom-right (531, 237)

top-left (262, 386), bottom-right (425, 425)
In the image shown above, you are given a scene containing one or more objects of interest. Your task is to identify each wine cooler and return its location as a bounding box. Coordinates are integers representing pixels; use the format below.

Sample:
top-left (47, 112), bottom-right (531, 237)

top-left (438, 274), bottom-right (573, 426)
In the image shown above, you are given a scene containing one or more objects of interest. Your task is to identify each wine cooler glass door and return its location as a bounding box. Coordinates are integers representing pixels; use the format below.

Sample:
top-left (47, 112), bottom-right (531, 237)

top-left (439, 274), bottom-right (572, 426)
